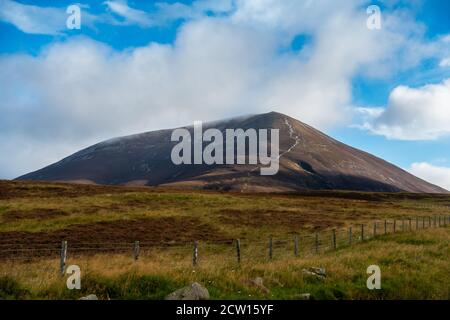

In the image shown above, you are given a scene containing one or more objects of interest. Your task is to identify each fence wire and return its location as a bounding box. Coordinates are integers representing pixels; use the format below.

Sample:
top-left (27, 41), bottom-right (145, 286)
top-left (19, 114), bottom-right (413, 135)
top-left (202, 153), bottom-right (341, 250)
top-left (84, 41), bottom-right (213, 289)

top-left (0, 216), bottom-right (449, 267)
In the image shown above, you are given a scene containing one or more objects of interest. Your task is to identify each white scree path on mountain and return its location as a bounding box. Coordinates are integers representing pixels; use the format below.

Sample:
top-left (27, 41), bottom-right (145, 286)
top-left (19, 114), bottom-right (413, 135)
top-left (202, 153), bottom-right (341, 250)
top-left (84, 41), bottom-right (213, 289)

top-left (248, 117), bottom-right (301, 173)
top-left (243, 117), bottom-right (301, 191)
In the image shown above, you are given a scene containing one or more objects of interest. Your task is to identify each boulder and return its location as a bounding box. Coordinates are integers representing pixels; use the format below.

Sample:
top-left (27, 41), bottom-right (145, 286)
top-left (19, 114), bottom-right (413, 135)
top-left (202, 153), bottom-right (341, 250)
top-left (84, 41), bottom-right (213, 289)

top-left (298, 293), bottom-right (311, 300)
top-left (165, 282), bottom-right (210, 300)
top-left (248, 277), bottom-right (270, 294)
top-left (302, 267), bottom-right (326, 278)
top-left (79, 294), bottom-right (98, 300)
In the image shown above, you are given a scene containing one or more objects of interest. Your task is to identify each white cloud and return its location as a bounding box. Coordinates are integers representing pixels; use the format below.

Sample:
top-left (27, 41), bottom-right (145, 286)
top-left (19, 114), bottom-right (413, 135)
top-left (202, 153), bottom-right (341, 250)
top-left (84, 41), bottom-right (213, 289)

top-left (156, 0), bottom-right (233, 20)
top-left (438, 35), bottom-right (450, 67)
top-left (0, 0), bottom-right (67, 35)
top-left (409, 162), bottom-right (450, 191)
top-left (355, 107), bottom-right (385, 118)
top-left (0, 1), bottom-right (446, 178)
top-left (104, 0), bottom-right (234, 27)
top-left (361, 79), bottom-right (450, 140)
top-left (0, 0), bottom-right (105, 35)
top-left (104, 0), bottom-right (153, 27)
top-left (440, 58), bottom-right (450, 68)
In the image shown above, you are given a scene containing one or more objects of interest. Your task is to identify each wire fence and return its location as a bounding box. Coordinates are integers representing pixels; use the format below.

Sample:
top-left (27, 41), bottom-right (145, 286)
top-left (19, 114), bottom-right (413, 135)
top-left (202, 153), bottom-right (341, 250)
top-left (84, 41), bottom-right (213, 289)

top-left (0, 215), bottom-right (449, 273)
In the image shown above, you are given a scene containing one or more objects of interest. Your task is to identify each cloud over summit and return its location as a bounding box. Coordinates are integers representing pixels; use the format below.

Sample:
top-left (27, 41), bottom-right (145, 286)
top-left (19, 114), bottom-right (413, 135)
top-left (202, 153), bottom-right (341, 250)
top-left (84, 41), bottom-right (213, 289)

top-left (0, 0), bottom-right (448, 182)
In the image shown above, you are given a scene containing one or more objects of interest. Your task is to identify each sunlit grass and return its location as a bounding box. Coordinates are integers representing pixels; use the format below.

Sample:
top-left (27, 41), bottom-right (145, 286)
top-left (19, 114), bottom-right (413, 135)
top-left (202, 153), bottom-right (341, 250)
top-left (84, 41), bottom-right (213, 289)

top-left (0, 181), bottom-right (449, 299)
top-left (0, 227), bottom-right (448, 300)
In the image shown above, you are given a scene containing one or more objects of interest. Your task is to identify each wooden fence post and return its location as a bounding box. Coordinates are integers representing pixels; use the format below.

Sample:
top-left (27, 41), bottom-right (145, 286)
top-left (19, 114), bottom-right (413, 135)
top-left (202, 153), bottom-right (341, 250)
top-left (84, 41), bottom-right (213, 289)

top-left (332, 229), bottom-right (337, 250)
top-left (422, 217), bottom-right (425, 229)
top-left (294, 235), bottom-right (299, 257)
top-left (349, 227), bottom-right (352, 246)
top-left (416, 217), bottom-right (419, 230)
top-left (428, 217), bottom-right (431, 228)
top-left (361, 224), bottom-right (364, 241)
top-left (439, 216), bottom-right (441, 226)
top-left (133, 241), bottom-right (140, 261)
top-left (384, 220), bottom-right (387, 235)
top-left (269, 237), bottom-right (273, 260)
top-left (315, 233), bottom-right (319, 254)
top-left (393, 220), bottom-right (396, 233)
top-left (60, 240), bottom-right (67, 276)
top-left (236, 239), bottom-right (241, 264)
top-left (193, 241), bottom-right (198, 267)
top-left (373, 222), bottom-right (377, 237)
top-left (434, 216), bottom-right (437, 228)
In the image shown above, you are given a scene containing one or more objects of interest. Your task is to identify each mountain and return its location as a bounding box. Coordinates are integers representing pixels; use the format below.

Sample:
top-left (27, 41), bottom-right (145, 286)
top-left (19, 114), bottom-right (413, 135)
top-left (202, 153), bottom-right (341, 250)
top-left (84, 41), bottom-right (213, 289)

top-left (16, 112), bottom-right (447, 193)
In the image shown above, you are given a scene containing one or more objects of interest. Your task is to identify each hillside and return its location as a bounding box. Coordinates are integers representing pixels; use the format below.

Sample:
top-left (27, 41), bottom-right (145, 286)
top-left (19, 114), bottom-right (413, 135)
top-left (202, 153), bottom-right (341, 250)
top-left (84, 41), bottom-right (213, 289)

top-left (0, 180), bottom-right (449, 300)
top-left (16, 112), bottom-right (447, 193)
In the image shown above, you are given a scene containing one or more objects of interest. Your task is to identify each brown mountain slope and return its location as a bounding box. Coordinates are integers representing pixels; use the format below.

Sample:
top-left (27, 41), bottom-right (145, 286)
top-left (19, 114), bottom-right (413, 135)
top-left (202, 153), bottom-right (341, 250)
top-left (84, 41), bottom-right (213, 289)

top-left (16, 112), bottom-right (447, 193)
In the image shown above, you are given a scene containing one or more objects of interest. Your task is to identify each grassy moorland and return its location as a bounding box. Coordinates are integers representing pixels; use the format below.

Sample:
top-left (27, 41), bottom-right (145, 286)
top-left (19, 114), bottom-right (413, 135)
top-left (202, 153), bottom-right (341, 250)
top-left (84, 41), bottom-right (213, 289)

top-left (0, 180), bottom-right (449, 300)
top-left (0, 228), bottom-right (449, 300)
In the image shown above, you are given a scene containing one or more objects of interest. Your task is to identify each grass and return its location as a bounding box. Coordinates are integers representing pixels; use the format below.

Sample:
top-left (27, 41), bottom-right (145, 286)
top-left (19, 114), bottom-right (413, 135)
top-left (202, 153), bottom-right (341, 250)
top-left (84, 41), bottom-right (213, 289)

top-left (1, 180), bottom-right (450, 239)
top-left (0, 227), bottom-right (448, 300)
top-left (0, 180), bottom-right (449, 300)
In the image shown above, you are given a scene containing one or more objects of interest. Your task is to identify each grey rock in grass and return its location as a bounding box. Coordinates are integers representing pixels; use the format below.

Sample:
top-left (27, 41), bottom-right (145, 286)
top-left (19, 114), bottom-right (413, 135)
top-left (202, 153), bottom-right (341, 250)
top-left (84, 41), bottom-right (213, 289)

top-left (165, 282), bottom-right (210, 300)
top-left (298, 293), bottom-right (311, 300)
top-left (248, 277), bottom-right (270, 294)
top-left (302, 267), bottom-right (326, 278)
top-left (79, 294), bottom-right (98, 300)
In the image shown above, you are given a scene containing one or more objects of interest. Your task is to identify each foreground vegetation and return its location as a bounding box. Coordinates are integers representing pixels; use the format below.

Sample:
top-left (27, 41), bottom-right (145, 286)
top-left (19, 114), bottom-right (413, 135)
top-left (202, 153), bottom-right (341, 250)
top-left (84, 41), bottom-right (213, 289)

top-left (0, 180), bottom-right (449, 299)
top-left (0, 227), bottom-right (449, 300)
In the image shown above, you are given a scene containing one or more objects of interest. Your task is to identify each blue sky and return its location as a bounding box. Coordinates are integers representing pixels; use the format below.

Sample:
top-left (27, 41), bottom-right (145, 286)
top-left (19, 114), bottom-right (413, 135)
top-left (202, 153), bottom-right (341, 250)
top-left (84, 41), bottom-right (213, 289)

top-left (0, 0), bottom-right (450, 189)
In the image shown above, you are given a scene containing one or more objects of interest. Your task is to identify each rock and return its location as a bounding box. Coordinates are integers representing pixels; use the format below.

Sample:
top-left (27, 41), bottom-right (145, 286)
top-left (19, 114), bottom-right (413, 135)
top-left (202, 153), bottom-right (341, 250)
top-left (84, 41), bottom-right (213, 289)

top-left (165, 282), bottom-right (210, 300)
top-left (248, 277), bottom-right (270, 294)
top-left (79, 294), bottom-right (98, 300)
top-left (302, 267), bottom-right (326, 278)
top-left (298, 293), bottom-right (311, 300)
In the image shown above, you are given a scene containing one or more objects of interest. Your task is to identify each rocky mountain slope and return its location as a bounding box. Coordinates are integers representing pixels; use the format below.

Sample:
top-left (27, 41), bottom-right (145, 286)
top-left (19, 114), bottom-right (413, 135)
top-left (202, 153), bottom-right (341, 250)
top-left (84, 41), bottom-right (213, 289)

top-left (16, 112), bottom-right (447, 193)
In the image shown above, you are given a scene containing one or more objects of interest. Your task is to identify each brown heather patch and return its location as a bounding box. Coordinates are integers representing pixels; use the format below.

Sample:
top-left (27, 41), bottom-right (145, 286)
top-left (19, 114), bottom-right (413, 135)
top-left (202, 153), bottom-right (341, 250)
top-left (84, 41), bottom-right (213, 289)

top-left (0, 180), bottom-right (221, 200)
top-left (215, 209), bottom-right (345, 231)
top-left (0, 216), bottom-right (230, 259)
top-left (1, 208), bottom-right (69, 222)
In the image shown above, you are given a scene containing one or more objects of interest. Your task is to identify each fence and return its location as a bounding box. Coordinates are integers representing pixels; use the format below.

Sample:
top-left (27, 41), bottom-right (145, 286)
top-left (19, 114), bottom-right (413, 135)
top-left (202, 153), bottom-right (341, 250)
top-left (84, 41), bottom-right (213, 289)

top-left (0, 215), bottom-right (449, 274)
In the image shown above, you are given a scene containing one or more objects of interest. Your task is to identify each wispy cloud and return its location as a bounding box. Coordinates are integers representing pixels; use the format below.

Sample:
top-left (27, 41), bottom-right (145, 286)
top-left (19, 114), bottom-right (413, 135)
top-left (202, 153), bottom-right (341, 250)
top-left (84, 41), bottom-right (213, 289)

top-left (0, 0), bottom-right (67, 35)
top-left (0, 0), bottom-right (234, 35)
top-left (0, 0), bottom-right (103, 35)
top-left (104, 0), bottom-right (153, 27)
top-left (440, 58), bottom-right (450, 68)
top-left (103, 0), bottom-right (234, 28)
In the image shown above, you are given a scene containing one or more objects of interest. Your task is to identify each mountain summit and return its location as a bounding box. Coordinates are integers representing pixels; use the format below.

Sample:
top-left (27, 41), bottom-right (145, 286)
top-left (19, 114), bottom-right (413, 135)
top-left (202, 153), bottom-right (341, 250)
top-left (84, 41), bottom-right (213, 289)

top-left (17, 112), bottom-right (446, 193)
